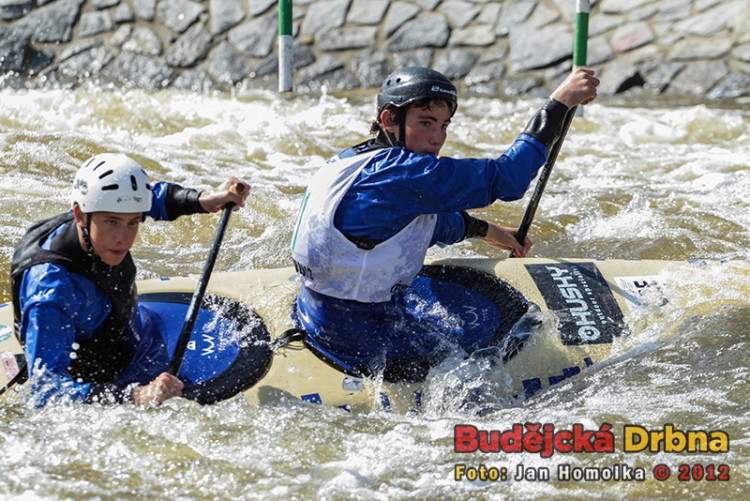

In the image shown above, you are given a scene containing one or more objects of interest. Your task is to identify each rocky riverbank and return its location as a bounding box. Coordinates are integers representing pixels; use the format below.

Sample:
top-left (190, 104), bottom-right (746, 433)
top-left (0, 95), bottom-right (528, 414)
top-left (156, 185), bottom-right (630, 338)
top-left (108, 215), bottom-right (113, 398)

top-left (1, 0), bottom-right (749, 100)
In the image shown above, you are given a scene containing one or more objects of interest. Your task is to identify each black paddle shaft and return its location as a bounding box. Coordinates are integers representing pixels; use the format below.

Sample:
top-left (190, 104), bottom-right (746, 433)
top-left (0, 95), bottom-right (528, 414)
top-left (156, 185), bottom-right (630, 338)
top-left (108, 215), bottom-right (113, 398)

top-left (511, 106), bottom-right (578, 257)
top-left (168, 189), bottom-right (242, 377)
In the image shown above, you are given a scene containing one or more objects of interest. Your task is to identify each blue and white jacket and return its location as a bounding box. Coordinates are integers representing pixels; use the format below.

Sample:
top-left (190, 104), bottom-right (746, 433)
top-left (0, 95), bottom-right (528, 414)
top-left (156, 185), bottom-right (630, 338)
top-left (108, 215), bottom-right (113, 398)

top-left (290, 98), bottom-right (572, 370)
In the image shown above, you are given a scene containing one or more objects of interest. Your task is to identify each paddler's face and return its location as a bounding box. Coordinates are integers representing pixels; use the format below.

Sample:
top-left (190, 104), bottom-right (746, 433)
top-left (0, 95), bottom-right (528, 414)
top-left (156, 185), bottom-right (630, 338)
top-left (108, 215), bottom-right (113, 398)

top-left (382, 100), bottom-right (452, 156)
top-left (74, 206), bottom-right (141, 266)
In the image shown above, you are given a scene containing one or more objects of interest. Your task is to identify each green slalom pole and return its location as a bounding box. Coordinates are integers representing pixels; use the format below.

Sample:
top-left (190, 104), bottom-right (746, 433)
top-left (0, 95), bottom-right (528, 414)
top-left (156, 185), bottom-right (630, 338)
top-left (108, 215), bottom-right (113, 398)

top-left (278, 0), bottom-right (293, 93)
top-left (574, 0), bottom-right (589, 116)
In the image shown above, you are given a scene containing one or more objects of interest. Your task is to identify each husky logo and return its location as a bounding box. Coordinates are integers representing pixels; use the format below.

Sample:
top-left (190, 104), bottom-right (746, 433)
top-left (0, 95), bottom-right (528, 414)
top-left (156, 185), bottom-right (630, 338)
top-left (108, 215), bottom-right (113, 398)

top-left (526, 263), bottom-right (627, 346)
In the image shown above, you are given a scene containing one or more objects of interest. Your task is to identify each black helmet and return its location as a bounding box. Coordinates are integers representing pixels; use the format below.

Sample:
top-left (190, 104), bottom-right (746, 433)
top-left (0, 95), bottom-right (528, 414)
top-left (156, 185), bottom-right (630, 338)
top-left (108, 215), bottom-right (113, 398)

top-left (377, 67), bottom-right (458, 117)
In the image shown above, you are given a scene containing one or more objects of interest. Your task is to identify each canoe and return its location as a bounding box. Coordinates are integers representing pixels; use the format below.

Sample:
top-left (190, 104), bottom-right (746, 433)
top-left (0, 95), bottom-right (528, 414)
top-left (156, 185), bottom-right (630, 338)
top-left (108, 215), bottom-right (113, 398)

top-left (2, 257), bottom-right (746, 412)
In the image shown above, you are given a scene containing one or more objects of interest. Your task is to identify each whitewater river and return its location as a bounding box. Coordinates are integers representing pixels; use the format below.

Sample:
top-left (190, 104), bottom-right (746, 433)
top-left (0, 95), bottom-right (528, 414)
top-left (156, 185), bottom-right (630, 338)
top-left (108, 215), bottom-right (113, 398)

top-left (1, 86), bottom-right (748, 500)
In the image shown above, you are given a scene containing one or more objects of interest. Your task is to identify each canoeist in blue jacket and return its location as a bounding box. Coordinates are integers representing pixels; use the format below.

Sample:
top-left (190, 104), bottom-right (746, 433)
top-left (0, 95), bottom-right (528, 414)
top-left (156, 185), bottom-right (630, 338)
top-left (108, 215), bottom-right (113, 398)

top-left (291, 66), bottom-right (599, 381)
top-left (11, 153), bottom-right (248, 407)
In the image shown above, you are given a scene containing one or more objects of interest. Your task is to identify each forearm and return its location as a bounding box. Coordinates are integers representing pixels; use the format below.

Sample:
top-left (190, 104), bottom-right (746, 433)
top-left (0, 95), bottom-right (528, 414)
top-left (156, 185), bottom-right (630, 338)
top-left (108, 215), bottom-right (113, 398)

top-left (164, 183), bottom-right (206, 220)
top-left (520, 98), bottom-right (570, 151)
top-left (147, 182), bottom-right (206, 221)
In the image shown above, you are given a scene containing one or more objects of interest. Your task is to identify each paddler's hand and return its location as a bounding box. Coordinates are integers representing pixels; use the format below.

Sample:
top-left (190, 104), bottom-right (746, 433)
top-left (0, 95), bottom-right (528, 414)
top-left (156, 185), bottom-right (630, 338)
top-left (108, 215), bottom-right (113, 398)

top-left (132, 372), bottom-right (184, 406)
top-left (198, 177), bottom-right (250, 213)
top-left (551, 67), bottom-right (599, 108)
top-left (483, 222), bottom-right (532, 257)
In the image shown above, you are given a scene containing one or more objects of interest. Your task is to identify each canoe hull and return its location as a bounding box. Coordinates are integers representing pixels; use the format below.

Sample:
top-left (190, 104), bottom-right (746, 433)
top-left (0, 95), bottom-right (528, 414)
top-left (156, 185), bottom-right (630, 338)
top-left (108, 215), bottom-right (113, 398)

top-left (2, 257), bottom-right (740, 412)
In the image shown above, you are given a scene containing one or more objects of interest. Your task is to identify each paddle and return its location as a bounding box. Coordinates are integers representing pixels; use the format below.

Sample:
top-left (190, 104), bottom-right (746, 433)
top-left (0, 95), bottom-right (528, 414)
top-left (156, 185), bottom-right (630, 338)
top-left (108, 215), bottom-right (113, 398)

top-left (167, 183), bottom-right (245, 377)
top-left (510, 0), bottom-right (589, 257)
top-left (509, 106), bottom-right (577, 257)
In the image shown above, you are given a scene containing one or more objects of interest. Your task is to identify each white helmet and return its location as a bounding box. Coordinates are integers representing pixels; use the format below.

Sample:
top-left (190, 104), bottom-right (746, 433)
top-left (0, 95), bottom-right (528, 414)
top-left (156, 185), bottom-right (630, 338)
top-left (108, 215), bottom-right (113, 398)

top-left (72, 153), bottom-right (152, 213)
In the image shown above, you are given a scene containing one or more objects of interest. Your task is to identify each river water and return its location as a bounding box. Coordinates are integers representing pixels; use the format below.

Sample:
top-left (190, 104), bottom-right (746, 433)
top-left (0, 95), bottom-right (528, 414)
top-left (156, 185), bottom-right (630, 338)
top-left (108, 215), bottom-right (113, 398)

top-left (0, 86), bottom-right (749, 500)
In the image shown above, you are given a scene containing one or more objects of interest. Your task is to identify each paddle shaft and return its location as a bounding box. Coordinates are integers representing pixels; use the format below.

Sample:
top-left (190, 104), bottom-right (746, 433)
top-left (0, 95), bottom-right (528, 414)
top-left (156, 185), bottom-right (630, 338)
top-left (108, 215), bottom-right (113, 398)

top-left (510, 1), bottom-right (588, 256)
top-left (510, 107), bottom-right (577, 257)
top-left (167, 191), bottom-right (241, 377)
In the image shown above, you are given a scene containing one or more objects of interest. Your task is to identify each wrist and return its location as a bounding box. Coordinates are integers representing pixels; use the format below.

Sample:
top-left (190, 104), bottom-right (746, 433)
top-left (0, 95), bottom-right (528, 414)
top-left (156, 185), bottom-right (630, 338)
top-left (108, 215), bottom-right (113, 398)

top-left (461, 211), bottom-right (489, 239)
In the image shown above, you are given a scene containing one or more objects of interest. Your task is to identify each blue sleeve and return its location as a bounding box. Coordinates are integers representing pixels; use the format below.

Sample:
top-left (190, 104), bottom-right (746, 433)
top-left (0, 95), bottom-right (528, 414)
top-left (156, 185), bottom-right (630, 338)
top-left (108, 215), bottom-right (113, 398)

top-left (19, 263), bottom-right (109, 405)
top-left (110, 305), bottom-right (171, 388)
top-left (145, 181), bottom-right (206, 222)
top-left (336, 134), bottom-right (547, 241)
top-left (18, 265), bottom-right (169, 406)
top-left (432, 212), bottom-right (467, 246)
top-left (144, 181), bottom-right (171, 221)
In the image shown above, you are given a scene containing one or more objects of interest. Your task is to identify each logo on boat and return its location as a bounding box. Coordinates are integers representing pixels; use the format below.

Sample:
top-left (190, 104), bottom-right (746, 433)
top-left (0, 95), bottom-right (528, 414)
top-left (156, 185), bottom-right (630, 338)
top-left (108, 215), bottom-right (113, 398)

top-left (0, 326), bottom-right (12, 344)
top-left (526, 263), bottom-right (627, 346)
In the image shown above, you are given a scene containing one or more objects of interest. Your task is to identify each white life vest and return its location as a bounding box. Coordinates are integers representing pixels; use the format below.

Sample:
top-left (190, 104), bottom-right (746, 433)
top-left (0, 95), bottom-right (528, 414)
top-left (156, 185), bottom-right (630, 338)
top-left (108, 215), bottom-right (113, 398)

top-left (291, 150), bottom-right (437, 303)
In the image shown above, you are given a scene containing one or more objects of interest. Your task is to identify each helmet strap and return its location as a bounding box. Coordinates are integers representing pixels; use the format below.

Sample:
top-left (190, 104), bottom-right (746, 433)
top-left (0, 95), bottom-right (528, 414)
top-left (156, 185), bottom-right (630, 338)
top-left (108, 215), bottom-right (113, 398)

top-left (379, 107), bottom-right (406, 147)
top-left (398, 114), bottom-right (407, 146)
top-left (381, 129), bottom-right (400, 147)
top-left (82, 214), bottom-right (96, 257)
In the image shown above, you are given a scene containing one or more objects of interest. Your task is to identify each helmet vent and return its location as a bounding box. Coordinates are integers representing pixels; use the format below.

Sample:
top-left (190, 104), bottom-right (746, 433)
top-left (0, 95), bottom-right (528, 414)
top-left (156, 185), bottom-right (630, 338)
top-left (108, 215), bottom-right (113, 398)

top-left (130, 175), bottom-right (138, 190)
top-left (101, 184), bottom-right (119, 191)
top-left (86, 158), bottom-right (106, 171)
top-left (97, 169), bottom-right (114, 180)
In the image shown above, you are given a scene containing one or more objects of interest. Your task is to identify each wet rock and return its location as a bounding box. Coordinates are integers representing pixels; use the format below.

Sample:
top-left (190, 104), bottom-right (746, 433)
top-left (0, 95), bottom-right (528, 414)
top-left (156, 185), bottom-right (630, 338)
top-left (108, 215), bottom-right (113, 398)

top-left (439, 1), bottom-right (481, 29)
top-left (132, 0), bottom-right (156, 21)
top-left (165, 22), bottom-right (212, 67)
top-left (300, 0), bottom-right (350, 37)
top-left (317, 27), bottom-right (377, 52)
top-left (210, 0), bottom-right (245, 35)
top-left (434, 49), bottom-right (479, 80)
top-left (464, 60), bottom-right (506, 87)
top-left (249, 0), bottom-right (276, 17)
top-left (610, 22), bottom-right (655, 53)
top-left (57, 41), bottom-right (115, 83)
top-left (0, 26), bottom-right (31, 72)
top-left (509, 23), bottom-right (573, 73)
top-left (348, 0), bottom-right (388, 25)
top-left (157, 0), bottom-right (205, 34)
top-left (386, 13), bottom-right (450, 52)
top-left (352, 48), bottom-right (392, 88)
top-left (0, 0), bottom-right (747, 99)
top-left (0, 0), bottom-right (32, 21)
top-left (228, 13), bottom-right (277, 58)
top-left (707, 72), bottom-right (750, 100)
top-left (172, 69), bottom-right (219, 92)
top-left (450, 25), bottom-right (495, 47)
top-left (121, 26), bottom-right (164, 57)
top-left (104, 51), bottom-right (177, 90)
top-left (13, 0), bottom-right (85, 43)
top-left (666, 60), bottom-right (729, 95)
top-left (79, 11), bottom-right (113, 38)
top-left (208, 41), bottom-right (251, 85)
top-left (383, 2), bottom-right (419, 37)
top-left (393, 48), bottom-right (434, 69)
top-left (113, 2), bottom-right (134, 23)
top-left (496, 1), bottom-right (536, 36)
